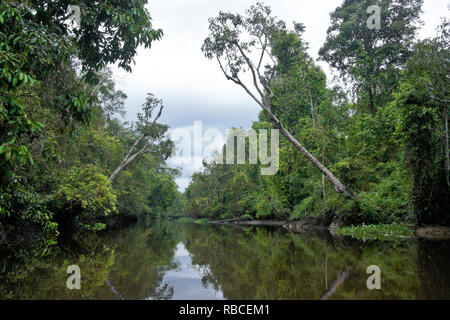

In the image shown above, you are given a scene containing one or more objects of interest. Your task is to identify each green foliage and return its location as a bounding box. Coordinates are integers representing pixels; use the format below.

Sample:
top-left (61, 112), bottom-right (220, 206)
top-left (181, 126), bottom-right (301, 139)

top-left (0, 179), bottom-right (58, 238)
top-left (109, 109), bottom-right (179, 219)
top-left (25, 0), bottom-right (163, 74)
top-left (147, 172), bottom-right (179, 216)
top-left (79, 222), bottom-right (107, 231)
top-left (0, 3), bottom-right (52, 165)
top-left (338, 223), bottom-right (414, 241)
top-left (56, 165), bottom-right (118, 217)
top-left (193, 218), bottom-right (210, 225)
top-left (254, 190), bottom-right (286, 219)
top-left (357, 164), bottom-right (413, 224)
top-left (319, 0), bottom-right (424, 115)
top-left (0, 2), bottom-right (180, 252)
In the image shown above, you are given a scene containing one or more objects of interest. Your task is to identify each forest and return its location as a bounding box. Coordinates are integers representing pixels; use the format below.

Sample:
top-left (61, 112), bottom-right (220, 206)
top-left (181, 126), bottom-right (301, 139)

top-left (0, 0), bottom-right (449, 256)
top-left (0, 0), bottom-right (182, 251)
top-left (185, 1), bottom-right (450, 235)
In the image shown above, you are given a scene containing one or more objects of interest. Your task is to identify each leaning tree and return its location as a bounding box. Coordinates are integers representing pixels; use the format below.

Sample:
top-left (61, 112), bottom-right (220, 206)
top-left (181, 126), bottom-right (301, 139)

top-left (108, 93), bottom-right (174, 182)
top-left (201, 3), bottom-right (350, 195)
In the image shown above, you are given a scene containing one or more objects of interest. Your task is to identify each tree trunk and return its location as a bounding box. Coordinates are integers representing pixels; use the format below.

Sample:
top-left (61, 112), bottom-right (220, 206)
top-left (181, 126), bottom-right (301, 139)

top-left (108, 165), bottom-right (125, 182)
top-left (263, 107), bottom-right (350, 195)
top-left (108, 153), bottom-right (139, 182)
top-left (213, 45), bottom-right (350, 196)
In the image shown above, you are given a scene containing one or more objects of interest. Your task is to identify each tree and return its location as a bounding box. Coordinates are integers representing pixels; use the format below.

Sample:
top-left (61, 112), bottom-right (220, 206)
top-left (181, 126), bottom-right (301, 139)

top-left (1, 0), bottom-right (163, 167)
top-left (319, 0), bottom-right (423, 115)
top-left (201, 3), bottom-right (350, 195)
top-left (108, 94), bottom-right (174, 182)
top-left (415, 20), bottom-right (450, 188)
top-left (0, 2), bottom-right (179, 248)
top-left (0, 3), bottom-right (65, 167)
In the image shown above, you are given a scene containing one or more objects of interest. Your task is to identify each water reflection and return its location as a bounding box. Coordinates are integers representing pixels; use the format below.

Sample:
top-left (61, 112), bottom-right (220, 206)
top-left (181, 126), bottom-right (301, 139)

top-left (149, 243), bottom-right (224, 300)
top-left (0, 221), bottom-right (449, 299)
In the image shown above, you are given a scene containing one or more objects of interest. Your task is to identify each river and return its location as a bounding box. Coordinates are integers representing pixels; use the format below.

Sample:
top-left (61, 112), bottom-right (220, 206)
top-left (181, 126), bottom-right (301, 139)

top-left (1, 220), bottom-right (449, 299)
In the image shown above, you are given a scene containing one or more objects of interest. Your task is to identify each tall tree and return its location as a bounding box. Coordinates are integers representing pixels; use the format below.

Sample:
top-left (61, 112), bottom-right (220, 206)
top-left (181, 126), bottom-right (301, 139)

top-left (202, 3), bottom-right (350, 195)
top-left (319, 0), bottom-right (423, 115)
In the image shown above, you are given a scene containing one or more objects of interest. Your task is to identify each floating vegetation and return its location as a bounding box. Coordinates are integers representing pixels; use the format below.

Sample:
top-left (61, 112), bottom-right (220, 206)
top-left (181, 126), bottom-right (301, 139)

top-left (337, 224), bottom-right (414, 241)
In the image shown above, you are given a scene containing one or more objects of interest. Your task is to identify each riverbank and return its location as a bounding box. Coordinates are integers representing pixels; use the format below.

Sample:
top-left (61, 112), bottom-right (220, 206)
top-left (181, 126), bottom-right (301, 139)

top-left (209, 217), bottom-right (450, 241)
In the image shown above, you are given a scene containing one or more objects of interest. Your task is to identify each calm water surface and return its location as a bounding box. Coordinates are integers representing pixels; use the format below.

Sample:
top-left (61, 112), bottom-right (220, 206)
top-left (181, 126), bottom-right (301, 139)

top-left (1, 220), bottom-right (449, 299)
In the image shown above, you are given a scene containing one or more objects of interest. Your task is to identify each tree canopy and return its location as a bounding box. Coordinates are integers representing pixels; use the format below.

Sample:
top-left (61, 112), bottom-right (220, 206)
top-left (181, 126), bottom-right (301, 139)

top-left (319, 0), bottom-right (424, 115)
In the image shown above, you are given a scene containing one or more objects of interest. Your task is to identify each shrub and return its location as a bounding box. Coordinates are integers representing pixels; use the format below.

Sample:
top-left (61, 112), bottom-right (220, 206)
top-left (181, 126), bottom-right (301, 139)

top-left (56, 165), bottom-right (117, 218)
top-left (0, 178), bottom-right (58, 244)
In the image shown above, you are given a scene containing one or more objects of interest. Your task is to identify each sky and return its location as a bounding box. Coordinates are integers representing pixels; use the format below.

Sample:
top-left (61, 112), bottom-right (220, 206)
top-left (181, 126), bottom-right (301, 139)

top-left (112, 0), bottom-right (450, 191)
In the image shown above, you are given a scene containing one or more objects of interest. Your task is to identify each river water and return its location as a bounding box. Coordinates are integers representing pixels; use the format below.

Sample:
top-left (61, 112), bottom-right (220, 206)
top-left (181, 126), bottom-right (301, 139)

top-left (1, 220), bottom-right (449, 299)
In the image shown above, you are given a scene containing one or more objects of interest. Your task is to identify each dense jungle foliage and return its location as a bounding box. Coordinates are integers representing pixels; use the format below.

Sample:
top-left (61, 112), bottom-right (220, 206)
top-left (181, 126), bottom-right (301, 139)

top-left (185, 1), bottom-right (449, 226)
top-left (0, 1), bottom-right (181, 250)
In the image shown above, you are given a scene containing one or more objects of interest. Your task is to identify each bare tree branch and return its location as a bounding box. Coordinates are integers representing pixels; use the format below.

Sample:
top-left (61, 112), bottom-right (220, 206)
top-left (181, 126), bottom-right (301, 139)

top-left (235, 42), bottom-right (266, 102)
top-left (108, 95), bottom-right (169, 182)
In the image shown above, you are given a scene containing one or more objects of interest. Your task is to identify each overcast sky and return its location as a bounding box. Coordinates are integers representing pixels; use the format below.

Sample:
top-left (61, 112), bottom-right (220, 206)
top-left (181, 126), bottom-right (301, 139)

top-left (112, 0), bottom-right (449, 191)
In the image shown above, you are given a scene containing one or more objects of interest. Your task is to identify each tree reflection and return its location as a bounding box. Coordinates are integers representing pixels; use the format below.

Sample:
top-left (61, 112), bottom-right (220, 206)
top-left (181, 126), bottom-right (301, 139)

top-left (182, 223), bottom-right (446, 300)
top-left (1, 221), bottom-right (449, 300)
top-left (0, 222), bottom-right (181, 300)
